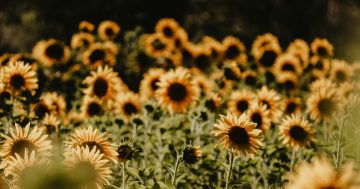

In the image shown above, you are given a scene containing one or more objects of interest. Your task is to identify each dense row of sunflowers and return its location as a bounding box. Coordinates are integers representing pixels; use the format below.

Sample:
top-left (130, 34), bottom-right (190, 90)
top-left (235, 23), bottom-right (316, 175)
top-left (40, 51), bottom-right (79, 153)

top-left (0, 18), bottom-right (359, 189)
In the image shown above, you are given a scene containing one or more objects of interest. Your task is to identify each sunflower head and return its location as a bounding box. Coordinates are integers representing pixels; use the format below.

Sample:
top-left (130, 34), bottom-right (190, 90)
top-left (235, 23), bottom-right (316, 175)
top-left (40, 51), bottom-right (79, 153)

top-left (79, 21), bottom-right (95, 33)
top-left (247, 101), bottom-right (271, 132)
top-left (83, 43), bottom-right (116, 68)
top-left (80, 96), bottom-right (108, 118)
top-left (282, 97), bottom-right (302, 115)
top-left (155, 18), bottom-right (180, 40)
top-left (115, 92), bottom-right (142, 123)
top-left (33, 39), bottom-right (70, 67)
top-left (98, 20), bottom-right (121, 41)
top-left (3, 61), bottom-right (38, 95)
top-left (211, 112), bottom-right (263, 158)
top-left (222, 36), bottom-right (247, 64)
top-left (228, 89), bottom-right (255, 115)
top-left (311, 38), bottom-right (334, 57)
top-left (306, 88), bottom-right (341, 122)
top-left (41, 114), bottom-right (60, 135)
top-left (70, 32), bottom-right (95, 50)
top-left (241, 70), bottom-right (258, 86)
top-left (182, 145), bottom-right (202, 165)
top-left (330, 59), bottom-right (353, 83)
top-left (117, 142), bottom-right (134, 163)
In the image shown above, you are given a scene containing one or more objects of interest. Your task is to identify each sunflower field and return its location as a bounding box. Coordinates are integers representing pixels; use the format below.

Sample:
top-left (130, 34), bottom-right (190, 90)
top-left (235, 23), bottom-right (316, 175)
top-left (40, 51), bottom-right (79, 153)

top-left (1, 2), bottom-right (360, 188)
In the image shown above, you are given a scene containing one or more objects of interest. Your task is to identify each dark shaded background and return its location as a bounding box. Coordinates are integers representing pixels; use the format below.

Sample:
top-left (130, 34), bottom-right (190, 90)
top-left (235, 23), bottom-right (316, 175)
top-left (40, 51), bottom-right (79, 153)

top-left (1, 0), bottom-right (360, 61)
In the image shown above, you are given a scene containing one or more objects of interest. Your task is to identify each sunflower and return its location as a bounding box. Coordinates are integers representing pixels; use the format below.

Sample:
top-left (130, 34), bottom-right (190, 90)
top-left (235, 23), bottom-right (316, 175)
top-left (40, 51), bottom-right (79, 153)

top-left (83, 65), bottom-right (124, 101)
top-left (70, 32), bottom-right (95, 50)
top-left (222, 61), bottom-right (241, 81)
top-left (64, 127), bottom-right (118, 163)
top-left (311, 38), bottom-right (334, 57)
top-left (98, 20), bottom-right (121, 41)
top-left (276, 72), bottom-right (299, 92)
top-left (241, 70), bottom-right (258, 86)
top-left (256, 86), bottom-right (282, 122)
top-left (41, 92), bottom-right (67, 117)
top-left (116, 141), bottom-right (134, 163)
top-left (308, 69), bottom-right (326, 83)
top-left (309, 55), bottom-right (330, 74)
top-left (155, 18), bottom-right (180, 40)
top-left (273, 53), bottom-right (303, 75)
top-left (251, 33), bottom-right (281, 58)
top-left (306, 88), bottom-right (341, 122)
top-left (282, 97), bottom-right (302, 115)
top-left (82, 43), bottom-right (116, 68)
top-left (64, 146), bottom-right (112, 189)
top-left (79, 21), bottom-right (95, 33)
top-left (80, 96), bottom-right (108, 118)
top-left (228, 89), bottom-right (255, 115)
top-left (40, 114), bottom-right (60, 135)
top-left (0, 123), bottom-right (52, 169)
top-left (286, 156), bottom-right (360, 189)
top-left (329, 59), bottom-right (353, 83)
top-left (2, 61), bottom-right (38, 95)
top-left (211, 112), bottom-right (263, 158)
top-left (279, 114), bottom-right (314, 150)
top-left (254, 45), bottom-right (282, 71)
top-left (115, 92), bottom-right (142, 123)
top-left (192, 46), bottom-right (212, 72)
top-left (103, 41), bottom-right (119, 55)
top-left (30, 98), bottom-right (52, 120)
top-left (222, 36), bottom-right (247, 64)
top-left (172, 27), bottom-right (189, 49)
top-left (156, 67), bottom-right (199, 113)
top-left (0, 53), bottom-right (11, 66)
top-left (201, 36), bottom-right (224, 60)
top-left (139, 68), bottom-right (165, 100)
top-left (142, 33), bottom-right (174, 58)
top-left (192, 71), bottom-right (216, 96)
top-left (32, 39), bottom-right (71, 67)
top-left (182, 145), bottom-right (202, 165)
top-left (204, 92), bottom-right (222, 112)
top-left (180, 41), bottom-right (198, 61)
top-left (247, 101), bottom-right (271, 132)
top-left (309, 78), bottom-right (336, 92)
top-left (286, 39), bottom-right (310, 68)
top-left (4, 150), bottom-right (49, 189)
top-left (338, 81), bottom-right (360, 100)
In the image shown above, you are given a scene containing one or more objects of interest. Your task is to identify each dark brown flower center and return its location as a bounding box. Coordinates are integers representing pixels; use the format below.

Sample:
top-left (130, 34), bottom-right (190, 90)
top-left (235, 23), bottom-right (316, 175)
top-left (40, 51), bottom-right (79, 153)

top-left (314, 61), bottom-right (324, 70)
top-left (318, 98), bottom-right (337, 117)
top-left (89, 49), bottom-right (105, 63)
top-left (73, 161), bottom-right (97, 183)
top-left (10, 139), bottom-right (36, 157)
top-left (261, 100), bottom-right (271, 110)
top-left (281, 63), bottom-right (296, 72)
top-left (260, 50), bottom-right (277, 67)
top-left (93, 78), bottom-right (108, 98)
top-left (228, 126), bottom-right (249, 146)
top-left (117, 145), bottom-right (133, 162)
top-left (182, 148), bottom-right (200, 164)
top-left (45, 124), bottom-right (56, 135)
top-left (194, 54), bottom-right (210, 71)
top-left (225, 45), bottom-right (240, 59)
top-left (105, 28), bottom-right (114, 37)
top-left (289, 125), bottom-right (308, 142)
top-left (251, 112), bottom-right (263, 129)
top-left (285, 102), bottom-right (298, 114)
top-left (283, 80), bottom-right (296, 90)
top-left (167, 82), bottom-right (188, 102)
top-left (245, 75), bottom-right (256, 86)
top-left (35, 103), bottom-right (50, 120)
top-left (151, 39), bottom-right (166, 51)
top-left (205, 99), bottom-right (216, 111)
top-left (236, 100), bottom-right (249, 113)
top-left (335, 70), bottom-right (346, 82)
top-left (10, 74), bottom-right (25, 89)
top-left (87, 102), bottom-right (103, 116)
top-left (123, 102), bottom-right (138, 115)
top-left (150, 78), bottom-right (159, 91)
top-left (81, 141), bottom-right (103, 153)
top-left (163, 27), bottom-right (174, 37)
top-left (317, 46), bottom-right (328, 57)
top-left (45, 43), bottom-right (64, 60)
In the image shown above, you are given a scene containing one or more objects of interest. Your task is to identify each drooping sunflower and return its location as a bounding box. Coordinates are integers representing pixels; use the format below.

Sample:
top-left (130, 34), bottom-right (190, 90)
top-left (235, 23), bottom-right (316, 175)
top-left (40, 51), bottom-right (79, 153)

top-left (309, 55), bottom-right (330, 74)
top-left (79, 21), bottom-right (95, 33)
top-left (182, 145), bottom-right (202, 165)
top-left (256, 86), bottom-right (282, 122)
top-left (222, 36), bottom-right (247, 65)
top-left (32, 39), bottom-right (71, 67)
top-left (70, 32), bottom-right (95, 50)
top-left (306, 88), bottom-right (341, 122)
top-left (311, 38), bottom-right (334, 57)
top-left (251, 33), bottom-right (281, 58)
top-left (2, 61), bottom-right (38, 95)
top-left (116, 141), bottom-right (134, 163)
top-left (80, 96), bottom-right (108, 118)
top-left (276, 72), bottom-right (299, 92)
top-left (156, 67), bottom-right (200, 113)
top-left (115, 92), bottom-right (142, 123)
top-left (0, 123), bottom-right (52, 169)
top-left (241, 70), bottom-right (258, 86)
top-left (64, 146), bottom-right (112, 189)
top-left (142, 33), bottom-right (174, 58)
top-left (279, 114), bottom-right (314, 150)
top-left (228, 89), bottom-right (255, 115)
top-left (286, 156), bottom-right (360, 189)
top-left (40, 114), bottom-right (60, 135)
top-left (211, 112), bottom-right (263, 158)
top-left (155, 18), bottom-right (180, 41)
top-left (83, 65), bottom-right (125, 101)
top-left (98, 20), bottom-right (121, 41)
top-left (4, 150), bottom-right (49, 189)
top-left (64, 127), bottom-right (118, 163)
top-left (139, 68), bottom-right (165, 100)
top-left (329, 59), bottom-right (353, 83)
top-left (273, 53), bottom-right (303, 76)
top-left (282, 97), bottom-right (302, 115)
top-left (82, 43), bottom-right (116, 68)
top-left (247, 101), bottom-right (271, 132)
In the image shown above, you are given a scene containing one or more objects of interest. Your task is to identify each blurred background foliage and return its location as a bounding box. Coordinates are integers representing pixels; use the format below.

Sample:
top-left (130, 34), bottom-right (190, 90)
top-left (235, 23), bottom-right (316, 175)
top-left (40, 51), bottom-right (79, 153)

top-left (1, 0), bottom-right (360, 61)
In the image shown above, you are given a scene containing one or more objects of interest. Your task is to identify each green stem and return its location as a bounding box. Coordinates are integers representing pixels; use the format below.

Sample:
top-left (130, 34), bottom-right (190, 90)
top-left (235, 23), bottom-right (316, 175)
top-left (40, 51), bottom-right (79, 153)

top-left (336, 115), bottom-right (347, 169)
top-left (122, 162), bottom-right (126, 189)
top-left (172, 154), bottom-right (181, 187)
top-left (225, 151), bottom-right (235, 189)
top-left (290, 150), bottom-right (296, 172)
